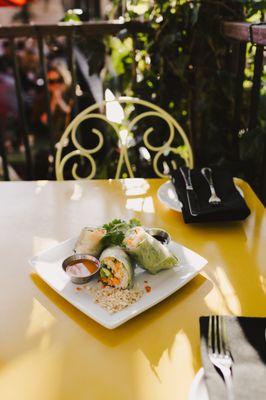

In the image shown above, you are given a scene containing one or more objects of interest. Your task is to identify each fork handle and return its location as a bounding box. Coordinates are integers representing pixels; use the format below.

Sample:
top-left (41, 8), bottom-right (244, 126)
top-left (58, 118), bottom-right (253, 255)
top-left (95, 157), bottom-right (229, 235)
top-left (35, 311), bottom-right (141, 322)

top-left (201, 168), bottom-right (216, 194)
top-left (180, 167), bottom-right (193, 190)
top-left (221, 367), bottom-right (234, 400)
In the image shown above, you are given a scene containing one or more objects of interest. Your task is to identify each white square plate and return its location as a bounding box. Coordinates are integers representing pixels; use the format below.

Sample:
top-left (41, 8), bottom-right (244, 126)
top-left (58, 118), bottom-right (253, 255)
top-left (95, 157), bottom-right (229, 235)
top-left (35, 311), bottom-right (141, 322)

top-left (29, 237), bottom-right (207, 329)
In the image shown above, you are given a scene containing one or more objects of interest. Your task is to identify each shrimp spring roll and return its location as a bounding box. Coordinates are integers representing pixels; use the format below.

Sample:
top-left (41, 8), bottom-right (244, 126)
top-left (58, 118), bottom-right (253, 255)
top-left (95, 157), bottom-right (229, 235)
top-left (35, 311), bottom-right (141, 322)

top-left (74, 227), bottom-right (106, 257)
top-left (99, 246), bottom-right (133, 289)
top-left (123, 227), bottom-right (178, 274)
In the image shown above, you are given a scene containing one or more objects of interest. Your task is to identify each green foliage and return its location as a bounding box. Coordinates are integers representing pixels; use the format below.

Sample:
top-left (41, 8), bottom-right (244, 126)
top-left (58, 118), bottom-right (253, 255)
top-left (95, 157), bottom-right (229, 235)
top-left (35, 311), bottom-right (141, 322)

top-left (62, 10), bottom-right (82, 23)
top-left (86, 1), bottom-right (265, 191)
top-left (109, 37), bottom-right (134, 75)
top-left (83, 0), bottom-right (266, 188)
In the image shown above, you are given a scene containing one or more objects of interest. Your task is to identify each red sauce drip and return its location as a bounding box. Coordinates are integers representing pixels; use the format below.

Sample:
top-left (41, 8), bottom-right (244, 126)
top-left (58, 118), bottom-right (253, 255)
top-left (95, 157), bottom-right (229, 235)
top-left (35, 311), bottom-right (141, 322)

top-left (145, 285), bottom-right (151, 293)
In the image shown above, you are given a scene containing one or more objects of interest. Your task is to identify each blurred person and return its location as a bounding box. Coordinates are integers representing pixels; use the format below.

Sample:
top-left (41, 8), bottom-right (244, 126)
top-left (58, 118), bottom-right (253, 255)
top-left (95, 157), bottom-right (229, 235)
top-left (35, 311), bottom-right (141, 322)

top-left (0, 39), bottom-right (39, 153)
top-left (0, 40), bottom-right (18, 153)
top-left (0, 72), bottom-right (18, 153)
top-left (17, 43), bottom-right (39, 101)
top-left (30, 61), bottom-right (72, 178)
top-left (31, 61), bottom-right (72, 142)
top-left (0, 40), bottom-right (13, 74)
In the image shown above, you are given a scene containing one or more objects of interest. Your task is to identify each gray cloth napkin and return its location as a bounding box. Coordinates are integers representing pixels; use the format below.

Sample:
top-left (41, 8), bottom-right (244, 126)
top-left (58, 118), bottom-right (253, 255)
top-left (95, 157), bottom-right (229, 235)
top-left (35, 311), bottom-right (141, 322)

top-left (200, 316), bottom-right (266, 400)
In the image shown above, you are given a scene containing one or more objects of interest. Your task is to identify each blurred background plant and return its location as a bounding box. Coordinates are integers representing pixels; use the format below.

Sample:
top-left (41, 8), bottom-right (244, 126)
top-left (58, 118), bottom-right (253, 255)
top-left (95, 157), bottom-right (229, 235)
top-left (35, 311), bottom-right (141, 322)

top-left (99, 0), bottom-right (265, 188)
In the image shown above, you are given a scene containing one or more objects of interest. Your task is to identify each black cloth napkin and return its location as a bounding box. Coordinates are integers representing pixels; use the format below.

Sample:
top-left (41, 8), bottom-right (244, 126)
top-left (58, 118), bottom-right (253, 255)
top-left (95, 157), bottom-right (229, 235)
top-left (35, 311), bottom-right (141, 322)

top-left (200, 316), bottom-right (266, 400)
top-left (170, 166), bottom-right (250, 223)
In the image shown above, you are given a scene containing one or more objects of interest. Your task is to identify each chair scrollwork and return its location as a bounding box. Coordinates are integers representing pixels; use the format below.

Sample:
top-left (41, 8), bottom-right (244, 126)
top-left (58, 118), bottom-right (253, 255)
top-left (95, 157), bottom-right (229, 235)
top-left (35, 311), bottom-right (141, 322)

top-left (55, 97), bottom-right (193, 180)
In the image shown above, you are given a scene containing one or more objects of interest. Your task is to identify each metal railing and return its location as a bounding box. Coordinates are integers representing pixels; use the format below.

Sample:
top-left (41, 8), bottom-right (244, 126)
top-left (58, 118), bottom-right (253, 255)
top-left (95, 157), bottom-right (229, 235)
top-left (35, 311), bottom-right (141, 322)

top-left (0, 20), bottom-right (148, 181)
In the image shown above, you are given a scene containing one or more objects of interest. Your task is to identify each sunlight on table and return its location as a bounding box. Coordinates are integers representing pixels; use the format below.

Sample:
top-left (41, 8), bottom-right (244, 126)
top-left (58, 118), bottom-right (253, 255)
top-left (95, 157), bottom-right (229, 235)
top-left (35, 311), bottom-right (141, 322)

top-left (26, 298), bottom-right (56, 339)
top-left (133, 331), bottom-right (194, 400)
top-left (121, 178), bottom-right (150, 196)
top-left (35, 180), bottom-right (49, 195)
top-left (33, 236), bottom-right (59, 254)
top-left (126, 196), bottom-right (155, 213)
top-left (70, 182), bottom-right (83, 201)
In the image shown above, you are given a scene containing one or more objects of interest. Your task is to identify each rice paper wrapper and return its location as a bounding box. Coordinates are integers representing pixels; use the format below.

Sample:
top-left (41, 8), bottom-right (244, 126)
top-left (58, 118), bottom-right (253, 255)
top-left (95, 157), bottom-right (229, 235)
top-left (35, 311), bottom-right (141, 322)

top-left (74, 228), bottom-right (105, 257)
top-left (126, 231), bottom-right (178, 274)
top-left (100, 246), bottom-right (134, 288)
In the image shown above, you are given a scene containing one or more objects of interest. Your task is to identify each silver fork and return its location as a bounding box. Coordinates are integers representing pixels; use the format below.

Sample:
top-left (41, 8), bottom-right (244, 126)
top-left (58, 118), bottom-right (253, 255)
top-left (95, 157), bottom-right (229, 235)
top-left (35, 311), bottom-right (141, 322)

top-left (208, 316), bottom-right (234, 400)
top-left (201, 167), bottom-right (221, 204)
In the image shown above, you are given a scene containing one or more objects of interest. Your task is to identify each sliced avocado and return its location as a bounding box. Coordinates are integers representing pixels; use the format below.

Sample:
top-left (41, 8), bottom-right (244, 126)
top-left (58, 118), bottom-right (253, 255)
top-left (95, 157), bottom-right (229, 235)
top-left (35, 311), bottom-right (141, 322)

top-left (100, 267), bottom-right (113, 279)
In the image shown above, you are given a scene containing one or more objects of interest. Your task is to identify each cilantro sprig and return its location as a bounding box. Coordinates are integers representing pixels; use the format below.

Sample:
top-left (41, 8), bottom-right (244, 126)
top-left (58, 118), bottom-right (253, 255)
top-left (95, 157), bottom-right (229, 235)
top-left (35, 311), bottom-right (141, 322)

top-left (101, 218), bottom-right (141, 247)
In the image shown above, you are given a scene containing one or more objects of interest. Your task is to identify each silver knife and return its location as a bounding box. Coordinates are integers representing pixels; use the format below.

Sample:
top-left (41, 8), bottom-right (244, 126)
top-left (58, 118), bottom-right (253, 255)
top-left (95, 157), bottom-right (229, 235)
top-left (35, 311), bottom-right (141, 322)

top-left (179, 167), bottom-right (199, 216)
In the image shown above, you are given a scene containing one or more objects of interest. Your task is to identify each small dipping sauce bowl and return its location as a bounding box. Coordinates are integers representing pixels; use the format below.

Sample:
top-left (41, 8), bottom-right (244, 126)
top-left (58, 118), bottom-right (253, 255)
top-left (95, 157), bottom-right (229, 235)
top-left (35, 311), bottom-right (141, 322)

top-left (62, 254), bottom-right (100, 285)
top-left (145, 228), bottom-right (171, 245)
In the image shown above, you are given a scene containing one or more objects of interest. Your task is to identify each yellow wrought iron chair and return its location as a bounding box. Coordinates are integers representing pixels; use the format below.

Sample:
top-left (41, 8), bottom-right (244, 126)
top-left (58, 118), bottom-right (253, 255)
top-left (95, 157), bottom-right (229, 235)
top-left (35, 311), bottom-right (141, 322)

top-left (55, 95), bottom-right (193, 180)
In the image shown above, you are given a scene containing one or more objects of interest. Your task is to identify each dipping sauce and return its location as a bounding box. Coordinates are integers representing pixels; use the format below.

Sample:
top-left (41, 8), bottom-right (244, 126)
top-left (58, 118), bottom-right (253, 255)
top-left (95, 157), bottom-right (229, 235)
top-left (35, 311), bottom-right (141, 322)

top-left (152, 234), bottom-right (168, 244)
top-left (62, 254), bottom-right (100, 285)
top-left (145, 228), bottom-right (171, 246)
top-left (66, 259), bottom-right (98, 278)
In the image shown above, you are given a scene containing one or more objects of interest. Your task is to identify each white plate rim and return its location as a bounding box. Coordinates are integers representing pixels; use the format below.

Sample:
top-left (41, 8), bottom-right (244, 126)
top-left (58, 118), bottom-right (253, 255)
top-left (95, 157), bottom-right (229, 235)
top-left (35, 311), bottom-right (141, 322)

top-left (29, 237), bottom-right (208, 329)
top-left (157, 180), bottom-right (244, 212)
top-left (157, 180), bottom-right (183, 212)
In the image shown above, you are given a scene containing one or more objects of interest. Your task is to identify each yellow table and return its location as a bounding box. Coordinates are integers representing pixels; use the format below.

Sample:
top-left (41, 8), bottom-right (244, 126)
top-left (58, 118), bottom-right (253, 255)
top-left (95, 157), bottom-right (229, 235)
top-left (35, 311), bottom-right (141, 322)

top-left (0, 178), bottom-right (265, 400)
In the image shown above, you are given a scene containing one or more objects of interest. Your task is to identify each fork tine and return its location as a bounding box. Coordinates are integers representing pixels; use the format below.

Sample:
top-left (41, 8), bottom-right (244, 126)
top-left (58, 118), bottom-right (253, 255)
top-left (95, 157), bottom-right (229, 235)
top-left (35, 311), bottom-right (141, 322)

top-left (208, 316), bottom-right (213, 352)
top-left (221, 316), bottom-right (230, 356)
top-left (207, 316), bottom-right (234, 399)
top-left (218, 316), bottom-right (225, 354)
top-left (213, 316), bottom-right (218, 354)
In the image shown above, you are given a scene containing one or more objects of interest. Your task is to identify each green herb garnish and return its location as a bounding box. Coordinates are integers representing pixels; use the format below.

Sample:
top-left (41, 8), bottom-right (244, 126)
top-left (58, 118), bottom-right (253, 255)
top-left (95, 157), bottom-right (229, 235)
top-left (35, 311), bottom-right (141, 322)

top-left (101, 218), bottom-right (141, 247)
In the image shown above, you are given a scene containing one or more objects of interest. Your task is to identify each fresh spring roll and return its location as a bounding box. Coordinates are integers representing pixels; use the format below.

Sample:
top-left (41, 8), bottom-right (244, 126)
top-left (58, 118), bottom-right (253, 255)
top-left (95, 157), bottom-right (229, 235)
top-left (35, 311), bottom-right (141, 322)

top-left (99, 246), bottom-right (133, 289)
top-left (123, 227), bottom-right (178, 274)
top-left (74, 227), bottom-right (106, 257)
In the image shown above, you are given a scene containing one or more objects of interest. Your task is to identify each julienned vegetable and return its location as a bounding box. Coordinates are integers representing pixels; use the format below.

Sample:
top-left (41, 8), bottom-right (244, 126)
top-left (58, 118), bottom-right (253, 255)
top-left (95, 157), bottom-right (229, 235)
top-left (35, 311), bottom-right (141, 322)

top-left (123, 227), bottom-right (178, 274)
top-left (99, 246), bottom-right (134, 289)
top-left (75, 227), bottom-right (106, 257)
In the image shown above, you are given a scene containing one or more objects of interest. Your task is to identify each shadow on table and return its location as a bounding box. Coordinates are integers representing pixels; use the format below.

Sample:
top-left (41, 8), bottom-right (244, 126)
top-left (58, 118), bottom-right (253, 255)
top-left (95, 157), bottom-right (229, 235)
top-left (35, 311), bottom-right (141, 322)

top-left (31, 272), bottom-right (213, 373)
